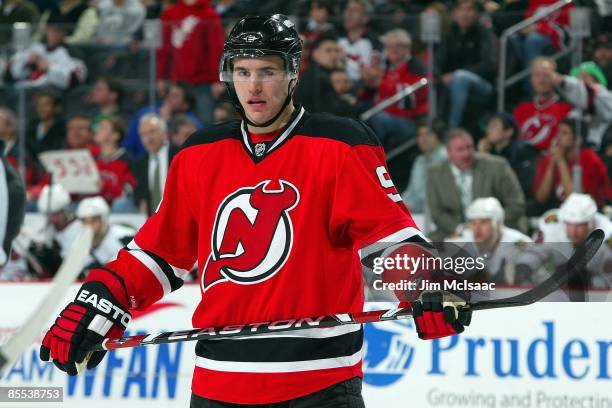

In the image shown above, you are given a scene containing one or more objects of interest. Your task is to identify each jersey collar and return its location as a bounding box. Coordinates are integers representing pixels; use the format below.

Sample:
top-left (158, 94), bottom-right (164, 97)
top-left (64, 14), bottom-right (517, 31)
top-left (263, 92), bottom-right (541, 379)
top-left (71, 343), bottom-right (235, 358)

top-left (240, 106), bottom-right (306, 163)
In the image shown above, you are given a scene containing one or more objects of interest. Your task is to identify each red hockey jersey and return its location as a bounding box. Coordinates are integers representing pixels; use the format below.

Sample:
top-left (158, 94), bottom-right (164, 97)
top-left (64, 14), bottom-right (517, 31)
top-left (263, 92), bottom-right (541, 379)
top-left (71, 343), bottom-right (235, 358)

top-left (99, 107), bottom-right (422, 404)
top-left (513, 95), bottom-right (573, 151)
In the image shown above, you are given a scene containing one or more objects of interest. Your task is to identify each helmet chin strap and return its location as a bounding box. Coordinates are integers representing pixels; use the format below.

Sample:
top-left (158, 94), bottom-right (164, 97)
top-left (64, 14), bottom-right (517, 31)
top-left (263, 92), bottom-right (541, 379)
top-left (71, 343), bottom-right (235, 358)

top-left (228, 80), bottom-right (297, 128)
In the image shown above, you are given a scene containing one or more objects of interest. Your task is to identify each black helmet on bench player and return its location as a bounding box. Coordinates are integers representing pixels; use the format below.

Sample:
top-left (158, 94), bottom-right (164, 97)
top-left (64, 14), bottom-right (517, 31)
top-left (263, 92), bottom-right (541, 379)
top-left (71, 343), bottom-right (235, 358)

top-left (219, 14), bottom-right (302, 127)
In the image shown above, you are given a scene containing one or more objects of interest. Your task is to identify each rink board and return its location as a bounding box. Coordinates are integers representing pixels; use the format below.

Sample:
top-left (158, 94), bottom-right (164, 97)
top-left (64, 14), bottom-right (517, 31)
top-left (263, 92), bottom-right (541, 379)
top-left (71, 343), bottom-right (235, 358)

top-left (0, 283), bottom-right (610, 408)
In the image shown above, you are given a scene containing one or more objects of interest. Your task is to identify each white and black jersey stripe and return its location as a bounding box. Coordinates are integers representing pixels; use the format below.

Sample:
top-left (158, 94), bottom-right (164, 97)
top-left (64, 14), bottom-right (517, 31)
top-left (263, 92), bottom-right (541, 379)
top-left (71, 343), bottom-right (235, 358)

top-left (126, 240), bottom-right (190, 295)
top-left (195, 325), bottom-right (363, 373)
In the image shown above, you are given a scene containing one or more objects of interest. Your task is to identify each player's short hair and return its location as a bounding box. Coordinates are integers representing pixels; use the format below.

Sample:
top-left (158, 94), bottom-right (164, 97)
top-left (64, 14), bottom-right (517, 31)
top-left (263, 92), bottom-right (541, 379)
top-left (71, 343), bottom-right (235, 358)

top-left (445, 128), bottom-right (473, 146)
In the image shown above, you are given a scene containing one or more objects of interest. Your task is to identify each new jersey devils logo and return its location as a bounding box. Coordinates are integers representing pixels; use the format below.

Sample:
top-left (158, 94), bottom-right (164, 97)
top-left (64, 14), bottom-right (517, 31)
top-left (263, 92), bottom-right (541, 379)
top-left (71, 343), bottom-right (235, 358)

top-left (520, 114), bottom-right (556, 146)
top-left (202, 180), bottom-right (300, 292)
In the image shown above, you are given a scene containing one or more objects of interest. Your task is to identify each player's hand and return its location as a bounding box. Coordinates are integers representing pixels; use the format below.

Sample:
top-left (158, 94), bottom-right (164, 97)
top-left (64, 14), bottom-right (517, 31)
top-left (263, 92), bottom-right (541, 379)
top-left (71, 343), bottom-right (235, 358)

top-left (40, 271), bottom-right (131, 375)
top-left (411, 291), bottom-right (471, 340)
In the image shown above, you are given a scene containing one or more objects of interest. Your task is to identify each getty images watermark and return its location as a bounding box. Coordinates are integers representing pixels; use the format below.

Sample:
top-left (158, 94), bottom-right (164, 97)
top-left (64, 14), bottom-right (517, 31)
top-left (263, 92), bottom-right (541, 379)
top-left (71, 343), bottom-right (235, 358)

top-left (369, 251), bottom-right (493, 292)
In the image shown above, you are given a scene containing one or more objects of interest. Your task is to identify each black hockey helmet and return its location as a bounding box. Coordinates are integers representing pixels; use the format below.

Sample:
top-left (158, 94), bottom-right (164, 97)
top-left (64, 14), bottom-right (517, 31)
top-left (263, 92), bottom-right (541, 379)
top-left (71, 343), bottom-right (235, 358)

top-left (219, 14), bottom-right (302, 127)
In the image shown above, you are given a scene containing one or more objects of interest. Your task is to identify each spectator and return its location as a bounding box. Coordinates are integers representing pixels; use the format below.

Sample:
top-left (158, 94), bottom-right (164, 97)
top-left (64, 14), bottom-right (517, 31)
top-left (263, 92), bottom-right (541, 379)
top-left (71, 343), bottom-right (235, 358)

top-left (479, 112), bottom-right (538, 197)
top-left (513, 57), bottom-right (573, 151)
top-left (169, 114), bottom-right (198, 147)
top-left (64, 114), bottom-right (99, 154)
top-left (213, 101), bottom-right (236, 124)
top-left (94, 0), bottom-right (145, 45)
top-left (25, 88), bottom-right (66, 159)
top-left (124, 81), bottom-right (203, 158)
top-left (132, 114), bottom-right (178, 215)
top-left (330, 69), bottom-right (356, 104)
top-left (29, 184), bottom-right (82, 277)
top-left (89, 76), bottom-right (125, 131)
top-left (533, 118), bottom-right (609, 210)
top-left (0, 0), bottom-right (40, 46)
top-left (555, 62), bottom-right (612, 151)
top-left (0, 107), bottom-right (19, 165)
top-left (295, 34), bottom-right (358, 117)
top-left (363, 29), bottom-right (427, 145)
top-left (426, 128), bottom-right (526, 240)
top-left (157, 0), bottom-right (224, 125)
top-left (590, 33), bottom-right (612, 89)
top-left (338, 0), bottom-right (382, 82)
top-left (437, 0), bottom-right (497, 128)
top-left (510, 0), bottom-right (573, 80)
top-left (75, 196), bottom-right (134, 269)
top-left (445, 197), bottom-right (532, 285)
top-left (35, 0), bottom-right (99, 45)
top-left (401, 122), bottom-right (447, 213)
top-left (93, 116), bottom-right (136, 212)
top-left (301, 0), bottom-right (337, 44)
top-left (9, 17), bottom-right (87, 90)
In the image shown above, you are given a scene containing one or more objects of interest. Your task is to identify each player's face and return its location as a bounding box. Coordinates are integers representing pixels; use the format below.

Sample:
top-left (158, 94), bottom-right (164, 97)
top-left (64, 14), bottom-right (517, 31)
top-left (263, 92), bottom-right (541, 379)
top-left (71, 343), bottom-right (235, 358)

top-left (81, 216), bottom-right (105, 238)
top-left (232, 56), bottom-right (291, 125)
top-left (470, 218), bottom-right (493, 242)
top-left (47, 211), bottom-right (69, 230)
top-left (566, 222), bottom-right (591, 244)
top-left (447, 135), bottom-right (475, 170)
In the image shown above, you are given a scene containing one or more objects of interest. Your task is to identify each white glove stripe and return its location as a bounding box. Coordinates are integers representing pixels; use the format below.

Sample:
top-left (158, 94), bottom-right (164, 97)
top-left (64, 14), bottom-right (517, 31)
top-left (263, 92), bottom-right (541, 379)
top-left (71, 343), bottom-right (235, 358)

top-left (88, 314), bottom-right (113, 336)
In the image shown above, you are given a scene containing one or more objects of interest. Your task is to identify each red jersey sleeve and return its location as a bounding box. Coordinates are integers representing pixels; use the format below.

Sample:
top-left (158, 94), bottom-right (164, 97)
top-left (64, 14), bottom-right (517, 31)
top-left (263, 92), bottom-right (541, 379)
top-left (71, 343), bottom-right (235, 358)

top-left (97, 151), bottom-right (198, 310)
top-left (328, 141), bottom-right (424, 250)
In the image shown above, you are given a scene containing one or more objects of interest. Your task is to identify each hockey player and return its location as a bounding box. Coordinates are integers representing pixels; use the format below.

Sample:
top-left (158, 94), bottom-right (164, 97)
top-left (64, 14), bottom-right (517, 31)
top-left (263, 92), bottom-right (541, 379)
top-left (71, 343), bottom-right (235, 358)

top-left (0, 139), bottom-right (25, 266)
top-left (446, 197), bottom-right (532, 285)
top-left (40, 14), bottom-right (472, 406)
top-left (28, 184), bottom-right (82, 276)
top-left (529, 193), bottom-right (612, 289)
top-left (75, 196), bottom-right (134, 271)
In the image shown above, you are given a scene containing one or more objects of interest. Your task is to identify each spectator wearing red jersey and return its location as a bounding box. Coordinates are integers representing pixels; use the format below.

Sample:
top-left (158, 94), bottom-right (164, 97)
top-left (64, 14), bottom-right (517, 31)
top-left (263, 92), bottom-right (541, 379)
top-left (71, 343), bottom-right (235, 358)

top-left (157, 0), bottom-right (225, 125)
top-left (93, 117), bottom-right (137, 213)
top-left (513, 57), bottom-right (573, 151)
top-left (363, 29), bottom-right (427, 145)
top-left (533, 118), bottom-right (609, 212)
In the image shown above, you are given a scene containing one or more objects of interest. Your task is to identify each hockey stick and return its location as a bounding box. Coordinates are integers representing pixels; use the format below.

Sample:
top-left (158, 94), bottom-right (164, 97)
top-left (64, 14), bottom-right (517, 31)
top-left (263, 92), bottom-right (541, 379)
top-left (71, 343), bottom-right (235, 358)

top-left (90, 228), bottom-right (604, 352)
top-left (0, 226), bottom-right (93, 374)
